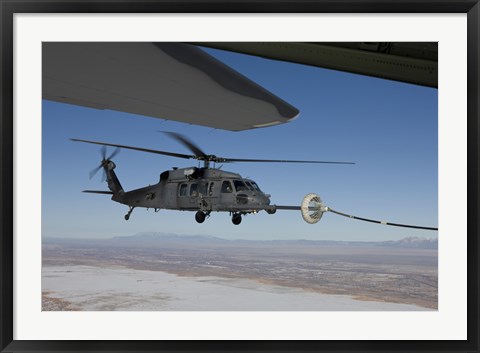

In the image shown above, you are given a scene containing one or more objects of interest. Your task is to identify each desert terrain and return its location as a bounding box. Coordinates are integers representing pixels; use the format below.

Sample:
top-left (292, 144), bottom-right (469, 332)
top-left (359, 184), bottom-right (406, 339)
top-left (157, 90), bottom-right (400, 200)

top-left (42, 234), bottom-right (437, 311)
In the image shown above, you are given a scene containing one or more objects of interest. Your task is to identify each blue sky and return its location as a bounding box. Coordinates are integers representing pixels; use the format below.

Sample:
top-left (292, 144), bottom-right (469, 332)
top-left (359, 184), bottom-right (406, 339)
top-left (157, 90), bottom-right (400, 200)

top-left (42, 46), bottom-right (438, 241)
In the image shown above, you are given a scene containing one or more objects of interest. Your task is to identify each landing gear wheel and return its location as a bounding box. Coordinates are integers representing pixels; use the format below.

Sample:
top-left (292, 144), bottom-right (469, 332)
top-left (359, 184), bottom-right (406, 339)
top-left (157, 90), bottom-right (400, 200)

top-left (195, 211), bottom-right (206, 223)
top-left (124, 206), bottom-right (134, 221)
top-left (232, 213), bottom-right (242, 225)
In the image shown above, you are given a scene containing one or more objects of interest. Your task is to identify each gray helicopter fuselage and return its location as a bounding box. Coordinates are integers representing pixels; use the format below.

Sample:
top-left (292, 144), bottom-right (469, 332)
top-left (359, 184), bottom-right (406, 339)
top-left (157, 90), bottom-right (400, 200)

top-left (114, 166), bottom-right (272, 213)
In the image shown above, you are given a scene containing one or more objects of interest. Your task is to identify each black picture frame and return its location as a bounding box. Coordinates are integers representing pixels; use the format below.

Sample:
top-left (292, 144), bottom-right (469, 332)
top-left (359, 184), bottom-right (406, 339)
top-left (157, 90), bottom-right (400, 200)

top-left (1, 1), bottom-right (478, 352)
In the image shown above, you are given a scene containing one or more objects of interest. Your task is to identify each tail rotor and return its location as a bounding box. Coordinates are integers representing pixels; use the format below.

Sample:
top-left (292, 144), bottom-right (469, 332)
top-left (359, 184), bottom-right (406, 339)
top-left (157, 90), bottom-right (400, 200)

top-left (89, 146), bottom-right (120, 181)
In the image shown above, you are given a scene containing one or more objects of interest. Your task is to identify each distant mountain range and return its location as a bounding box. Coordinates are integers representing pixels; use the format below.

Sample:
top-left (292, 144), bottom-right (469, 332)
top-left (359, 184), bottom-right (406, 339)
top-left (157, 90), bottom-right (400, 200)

top-left (379, 236), bottom-right (438, 249)
top-left (43, 232), bottom-right (438, 249)
top-left (43, 232), bottom-right (437, 249)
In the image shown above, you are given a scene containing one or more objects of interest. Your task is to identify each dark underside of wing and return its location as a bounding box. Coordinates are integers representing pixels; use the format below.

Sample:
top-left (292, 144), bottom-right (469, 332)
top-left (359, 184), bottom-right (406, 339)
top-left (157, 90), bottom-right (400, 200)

top-left (42, 42), bottom-right (299, 131)
top-left (195, 42), bottom-right (438, 88)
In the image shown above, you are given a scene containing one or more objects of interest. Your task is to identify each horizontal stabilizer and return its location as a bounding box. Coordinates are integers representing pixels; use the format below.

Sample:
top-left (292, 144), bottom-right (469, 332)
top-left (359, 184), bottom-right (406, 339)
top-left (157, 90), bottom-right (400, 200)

top-left (82, 190), bottom-right (114, 195)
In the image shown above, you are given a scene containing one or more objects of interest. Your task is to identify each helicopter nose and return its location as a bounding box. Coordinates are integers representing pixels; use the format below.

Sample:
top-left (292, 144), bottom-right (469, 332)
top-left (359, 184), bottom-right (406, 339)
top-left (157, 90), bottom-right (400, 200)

top-left (264, 194), bottom-right (271, 205)
top-left (249, 193), bottom-right (270, 206)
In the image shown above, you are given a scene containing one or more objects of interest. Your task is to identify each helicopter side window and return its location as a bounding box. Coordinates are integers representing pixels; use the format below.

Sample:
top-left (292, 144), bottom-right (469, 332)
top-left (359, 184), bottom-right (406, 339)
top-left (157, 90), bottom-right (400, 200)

top-left (233, 180), bottom-right (248, 192)
top-left (221, 181), bottom-right (233, 193)
top-left (179, 183), bottom-right (188, 197)
top-left (190, 183), bottom-right (198, 197)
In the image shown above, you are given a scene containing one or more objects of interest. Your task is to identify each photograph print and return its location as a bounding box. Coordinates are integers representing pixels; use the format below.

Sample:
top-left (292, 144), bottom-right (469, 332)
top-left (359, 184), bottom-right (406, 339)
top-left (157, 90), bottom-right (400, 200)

top-left (41, 42), bottom-right (438, 311)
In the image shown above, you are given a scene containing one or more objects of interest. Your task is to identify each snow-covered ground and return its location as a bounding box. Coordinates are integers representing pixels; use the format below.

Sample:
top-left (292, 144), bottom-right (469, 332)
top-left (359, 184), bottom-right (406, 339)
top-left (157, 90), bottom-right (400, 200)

top-left (42, 265), bottom-right (431, 311)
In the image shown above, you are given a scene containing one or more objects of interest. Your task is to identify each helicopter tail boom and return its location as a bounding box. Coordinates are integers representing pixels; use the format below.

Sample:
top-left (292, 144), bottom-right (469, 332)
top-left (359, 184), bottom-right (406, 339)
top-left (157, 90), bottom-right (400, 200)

top-left (104, 162), bottom-right (125, 198)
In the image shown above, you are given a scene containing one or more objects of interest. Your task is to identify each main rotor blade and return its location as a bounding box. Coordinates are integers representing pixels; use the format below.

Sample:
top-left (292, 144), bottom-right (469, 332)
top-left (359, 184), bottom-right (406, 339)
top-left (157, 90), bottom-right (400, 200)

top-left (161, 131), bottom-right (207, 158)
top-left (72, 137), bottom-right (355, 165)
top-left (221, 158), bottom-right (355, 164)
top-left (71, 138), bottom-right (195, 160)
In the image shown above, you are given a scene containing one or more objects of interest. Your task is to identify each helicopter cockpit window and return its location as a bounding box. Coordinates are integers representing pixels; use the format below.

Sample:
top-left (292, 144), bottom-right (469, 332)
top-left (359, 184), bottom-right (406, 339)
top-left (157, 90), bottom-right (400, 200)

top-left (221, 181), bottom-right (233, 193)
top-left (233, 180), bottom-right (248, 192)
top-left (179, 183), bottom-right (187, 196)
top-left (245, 182), bottom-right (255, 191)
top-left (248, 181), bottom-right (261, 192)
top-left (190, 183), bottom-right (198, 196)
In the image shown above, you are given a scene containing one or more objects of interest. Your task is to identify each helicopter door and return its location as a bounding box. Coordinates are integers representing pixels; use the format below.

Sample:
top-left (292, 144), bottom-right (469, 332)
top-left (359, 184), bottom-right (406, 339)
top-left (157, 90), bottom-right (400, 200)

top-left (219, 180), bottom-right (234, 209)
top-left (203, 182), bottom-right (218, 210)
top-left (177, 183), bottom-right (189, 209)
top-left (188, 183), bottom-right (199, 207)
top-left (208, 182), bottom-right (215, 197)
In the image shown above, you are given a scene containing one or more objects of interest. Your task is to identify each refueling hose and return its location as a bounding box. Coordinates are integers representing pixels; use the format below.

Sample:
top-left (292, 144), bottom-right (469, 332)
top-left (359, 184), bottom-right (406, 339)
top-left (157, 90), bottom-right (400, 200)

top-left (327, 208), bottom-right (438, 231)
top-left (275, 204), bottom-right (438, 231)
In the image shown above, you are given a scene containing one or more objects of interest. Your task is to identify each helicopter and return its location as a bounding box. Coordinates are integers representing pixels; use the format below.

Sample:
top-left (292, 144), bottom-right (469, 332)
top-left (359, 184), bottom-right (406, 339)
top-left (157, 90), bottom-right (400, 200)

top-left (71, 132), bottom-right (354, 225)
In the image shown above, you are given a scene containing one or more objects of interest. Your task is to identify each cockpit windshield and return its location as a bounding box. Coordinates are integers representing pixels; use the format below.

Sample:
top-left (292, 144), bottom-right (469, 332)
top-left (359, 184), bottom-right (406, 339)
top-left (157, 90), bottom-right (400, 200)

top-left (233, 180), bottom-right (248, 192)
top-left (233, 179), bottom-right (262, 192)
top-left (246, 181), bottom-right (261, 192)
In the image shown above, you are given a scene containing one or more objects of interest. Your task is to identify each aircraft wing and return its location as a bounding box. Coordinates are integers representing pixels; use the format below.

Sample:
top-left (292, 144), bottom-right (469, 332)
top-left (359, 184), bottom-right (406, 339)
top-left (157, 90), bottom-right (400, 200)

top-left (42, 42), bottom-right (300, 131)
top-left (195, 42), bottom-right (438, 88)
